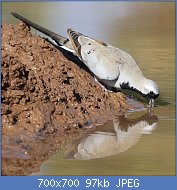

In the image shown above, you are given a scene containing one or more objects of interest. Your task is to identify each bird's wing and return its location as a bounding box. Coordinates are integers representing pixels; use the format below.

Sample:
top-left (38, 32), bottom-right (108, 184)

top-left (67, 28), bottom-right (83, 61)
top-left (67, 29), bottom-right (120, 80)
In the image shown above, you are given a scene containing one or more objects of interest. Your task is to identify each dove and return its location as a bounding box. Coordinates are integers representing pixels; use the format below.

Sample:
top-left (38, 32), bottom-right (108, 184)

top-left (11, 12), bottom-right (159, 107)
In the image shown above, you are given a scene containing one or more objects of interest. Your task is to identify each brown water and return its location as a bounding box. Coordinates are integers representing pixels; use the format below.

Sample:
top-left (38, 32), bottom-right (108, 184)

top-left (2, 2), bottom-right (175, 175)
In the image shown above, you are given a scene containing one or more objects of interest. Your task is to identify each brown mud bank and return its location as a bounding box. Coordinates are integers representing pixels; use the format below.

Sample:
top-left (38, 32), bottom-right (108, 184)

top-left (1, 22), bottom-right (142, 175)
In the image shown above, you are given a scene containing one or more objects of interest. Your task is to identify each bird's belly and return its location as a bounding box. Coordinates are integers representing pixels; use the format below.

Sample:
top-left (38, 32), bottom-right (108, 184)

top-left (94, 63), bottom-right (119, 80)
top-left (88, 64), bottom-right (119, 80)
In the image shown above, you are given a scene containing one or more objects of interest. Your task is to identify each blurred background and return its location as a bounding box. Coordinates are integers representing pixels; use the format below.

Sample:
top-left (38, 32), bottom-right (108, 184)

top-left (2, 1), bottom-right (176, 175)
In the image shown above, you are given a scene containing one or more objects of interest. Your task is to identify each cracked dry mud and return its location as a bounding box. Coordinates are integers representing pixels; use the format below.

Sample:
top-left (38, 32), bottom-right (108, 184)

top-left (1, 22), bottom-right (139, 175)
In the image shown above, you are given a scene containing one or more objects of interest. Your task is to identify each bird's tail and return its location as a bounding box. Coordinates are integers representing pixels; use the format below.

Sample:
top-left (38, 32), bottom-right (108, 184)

top-left (11, 12), bottom-right (69, 46)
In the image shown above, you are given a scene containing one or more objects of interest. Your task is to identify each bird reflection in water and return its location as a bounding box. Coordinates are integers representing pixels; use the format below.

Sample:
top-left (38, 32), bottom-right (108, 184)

top-left (64, 112), bottom-right (158, 160)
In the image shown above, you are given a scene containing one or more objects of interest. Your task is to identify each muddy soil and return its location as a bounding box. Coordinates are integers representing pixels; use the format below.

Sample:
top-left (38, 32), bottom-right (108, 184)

top-left (1, 22), bottom-right (139, 175)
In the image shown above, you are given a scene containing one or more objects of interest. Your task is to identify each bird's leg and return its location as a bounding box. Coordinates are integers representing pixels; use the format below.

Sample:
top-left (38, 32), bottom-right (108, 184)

top-left (94, 77), bottom-right (113, 92)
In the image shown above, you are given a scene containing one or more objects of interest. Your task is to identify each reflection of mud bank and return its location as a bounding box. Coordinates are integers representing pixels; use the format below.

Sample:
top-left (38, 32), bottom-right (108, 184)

top-left (2, 22), bottom-right (140, 175)
top-left (2, 129), bottom-right (89, 175)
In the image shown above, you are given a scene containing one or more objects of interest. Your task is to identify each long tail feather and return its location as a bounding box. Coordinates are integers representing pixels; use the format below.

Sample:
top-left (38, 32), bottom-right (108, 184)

top-left (11, 12), bottom-right (69, 46)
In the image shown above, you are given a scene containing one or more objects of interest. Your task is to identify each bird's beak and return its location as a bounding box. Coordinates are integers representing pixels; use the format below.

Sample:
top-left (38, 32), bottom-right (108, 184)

top-left (149, 99), bottom-right (154, 108)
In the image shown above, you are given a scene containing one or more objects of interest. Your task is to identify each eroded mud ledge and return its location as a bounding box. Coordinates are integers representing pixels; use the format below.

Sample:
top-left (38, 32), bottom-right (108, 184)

top-left (2, 22), bottom-right (137, 175)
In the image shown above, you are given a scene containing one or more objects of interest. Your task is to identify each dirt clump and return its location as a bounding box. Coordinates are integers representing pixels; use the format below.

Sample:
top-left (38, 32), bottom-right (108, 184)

top-left (1, 22), bottom-right (131, 175)
top-left (2, 22), bottom-right (129, 135)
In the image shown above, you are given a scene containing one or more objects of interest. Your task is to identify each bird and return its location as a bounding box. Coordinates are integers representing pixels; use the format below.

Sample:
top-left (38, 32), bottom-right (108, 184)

top-left (11, 12), bottom-right (160, 108)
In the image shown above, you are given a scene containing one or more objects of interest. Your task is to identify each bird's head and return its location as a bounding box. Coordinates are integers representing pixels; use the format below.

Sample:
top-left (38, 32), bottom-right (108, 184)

top-left (142, 79), bottom-right (160, 100)
top-left (119, 78), bottom-right (159, 108)
top-left (140, 79), bottom-right (160, 108)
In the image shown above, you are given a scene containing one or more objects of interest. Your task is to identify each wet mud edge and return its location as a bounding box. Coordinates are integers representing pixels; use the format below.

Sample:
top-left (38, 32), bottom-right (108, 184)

top-left (1, 22), bottom-right (137, 175)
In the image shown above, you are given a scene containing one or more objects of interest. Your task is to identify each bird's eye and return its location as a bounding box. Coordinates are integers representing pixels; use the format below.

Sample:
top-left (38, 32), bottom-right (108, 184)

top-left (149, 91), bottom-right (154, 95)
top-left (88, 43), bottom-right (91, 45)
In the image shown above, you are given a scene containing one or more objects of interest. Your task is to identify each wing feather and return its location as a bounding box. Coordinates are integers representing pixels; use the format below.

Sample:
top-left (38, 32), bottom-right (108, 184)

top-left (67, 29), bottom-right (83, 61)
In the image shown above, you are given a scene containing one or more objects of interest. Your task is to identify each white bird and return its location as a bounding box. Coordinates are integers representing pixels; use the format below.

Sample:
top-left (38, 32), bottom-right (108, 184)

top-left (12, 13), bottom-right (160, 107)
